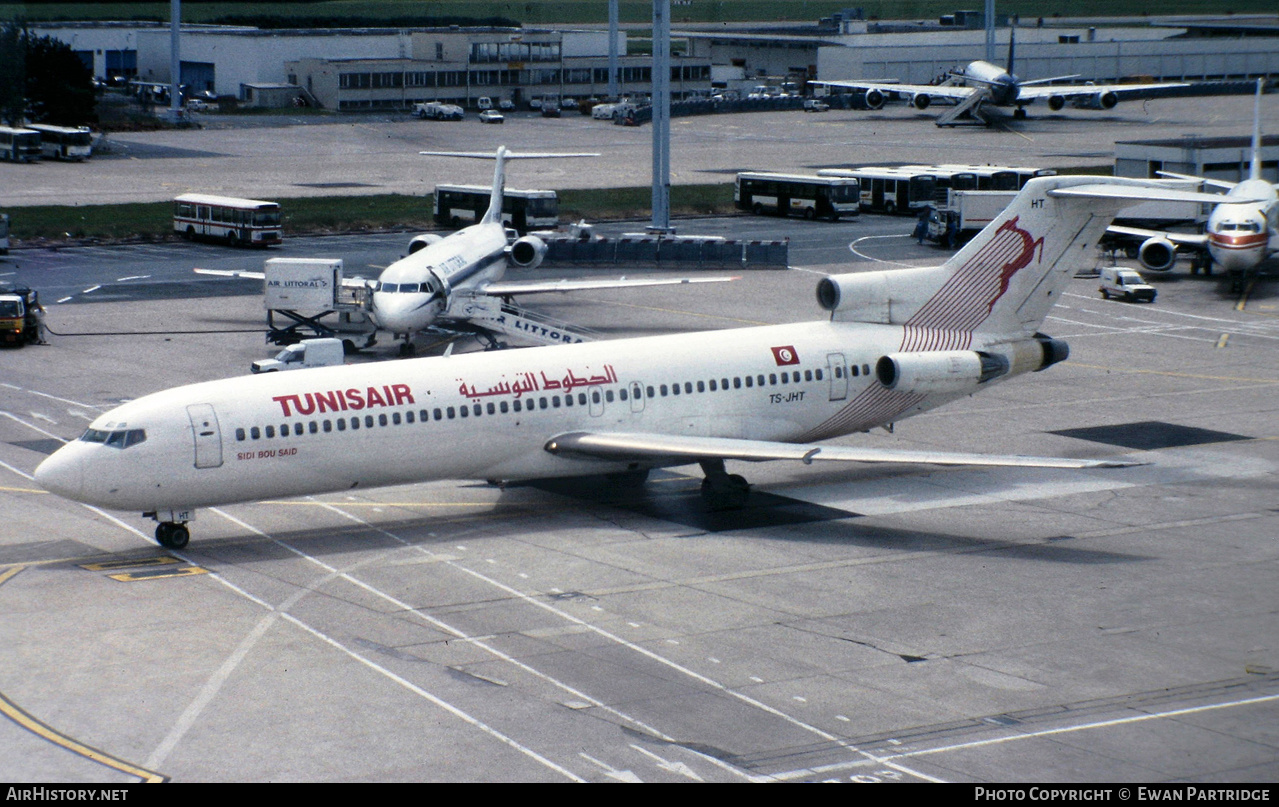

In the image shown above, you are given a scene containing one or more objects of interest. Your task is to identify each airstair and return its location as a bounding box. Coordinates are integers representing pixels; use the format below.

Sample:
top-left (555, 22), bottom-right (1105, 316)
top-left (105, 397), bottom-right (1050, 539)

top-left (935, 92), bottom-right (988, 127)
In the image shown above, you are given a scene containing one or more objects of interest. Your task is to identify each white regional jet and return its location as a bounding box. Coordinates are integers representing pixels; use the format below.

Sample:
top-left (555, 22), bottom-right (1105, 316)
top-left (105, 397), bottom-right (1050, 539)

top-left (811, 30), bottom-right (1186, 127)
top-left (1107, 81), bottom-right (1277, 288)
top-left (36, 175), bottom-right (1237, 550)
top-left (197, 146), bottom-right (736, 352)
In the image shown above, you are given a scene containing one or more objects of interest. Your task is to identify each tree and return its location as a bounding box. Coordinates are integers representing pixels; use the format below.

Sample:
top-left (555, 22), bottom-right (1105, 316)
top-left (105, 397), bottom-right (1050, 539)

top-left (23, 30), bottom-right (97, 125)
top-left (0, 22), bottom-right (24, 126)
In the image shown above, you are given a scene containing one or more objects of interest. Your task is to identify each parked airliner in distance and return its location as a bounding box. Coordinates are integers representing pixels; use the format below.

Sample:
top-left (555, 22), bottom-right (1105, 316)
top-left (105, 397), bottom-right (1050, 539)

top-left (811, 28), bottom-right (1186, 126)
top-left (37, 176), bottom-right (1241, 550)
top-left (197, 146), bottom-right (737, 352)
top-left (1107, 80), bottom-right (1277, 289)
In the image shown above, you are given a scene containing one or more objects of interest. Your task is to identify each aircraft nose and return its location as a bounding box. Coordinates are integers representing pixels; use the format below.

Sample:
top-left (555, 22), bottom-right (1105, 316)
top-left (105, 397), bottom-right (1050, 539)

top-left (35, 446), bottom-right (83, 500)
top-left (371, 293), bottom-right (429, 332)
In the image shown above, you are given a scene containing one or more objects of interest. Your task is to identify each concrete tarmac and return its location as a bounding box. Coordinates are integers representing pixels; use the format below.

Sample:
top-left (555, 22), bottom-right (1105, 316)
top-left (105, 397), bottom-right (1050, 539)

top-left (0, 227), bottom-right (1276, 782)
top-left (3, 91), bottom-right (1277, 207)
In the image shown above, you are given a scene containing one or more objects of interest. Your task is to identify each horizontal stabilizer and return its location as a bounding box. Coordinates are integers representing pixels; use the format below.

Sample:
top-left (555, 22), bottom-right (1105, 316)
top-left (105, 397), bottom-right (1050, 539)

top-left (1048, 184), bottom-right (1258, 206)
top-left (544, 431), bottom-right (1142, 469)
top-left (419, 150), bottom-right (600, 160)
top-left (479, 276), bottom-right (738, 296)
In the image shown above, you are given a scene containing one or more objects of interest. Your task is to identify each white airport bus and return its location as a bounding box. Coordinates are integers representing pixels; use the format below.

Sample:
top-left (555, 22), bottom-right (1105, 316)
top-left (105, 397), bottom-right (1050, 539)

top-left (27, 124), bottom-right (93, 161)
top-left (734, 172), bottom-right (861, 221)
top-left (433, 184), bottom-right (558, 234)
top-left (924, 164), bottom-right (1057, 192)
top-left (172, 194), bottom-right (282, 247)
top-left (0, 126), bottom-right (43, 162)
top-left (819, 167), bottom-right (938, 214)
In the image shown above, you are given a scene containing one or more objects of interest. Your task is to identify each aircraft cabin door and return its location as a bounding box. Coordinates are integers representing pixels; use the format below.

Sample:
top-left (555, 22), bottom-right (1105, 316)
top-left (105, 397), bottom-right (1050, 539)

top-left (826, 353), bottom-right (848, 402)
top-left (588, 386), bottom-right (605, 417)
top-left (186, 404), bottom-right (224, 469)
top-left (629, 381), bottom-right (645, 414)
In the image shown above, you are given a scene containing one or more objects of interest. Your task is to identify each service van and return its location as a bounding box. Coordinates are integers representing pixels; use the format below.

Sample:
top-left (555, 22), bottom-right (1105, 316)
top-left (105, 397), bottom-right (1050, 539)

top-left (1099, 267), bottom-right (1157, 303)
top-left (251, 338), bottom-right (346, 373)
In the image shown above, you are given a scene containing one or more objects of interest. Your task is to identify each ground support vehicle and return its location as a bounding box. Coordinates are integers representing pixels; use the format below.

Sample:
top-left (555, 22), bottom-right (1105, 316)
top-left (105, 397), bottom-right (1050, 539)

top-left (251, 338), bottom-right (346, 373)
top-left (1099, 267), bottom-right (1157, 302)
top-left (0, 284), bottom-right (41, 347)
top-left (927, 190), bottom-right (1017, 247)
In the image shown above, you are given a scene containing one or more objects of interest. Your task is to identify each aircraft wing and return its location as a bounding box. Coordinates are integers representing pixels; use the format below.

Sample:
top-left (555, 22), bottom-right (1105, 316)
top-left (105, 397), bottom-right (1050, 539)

top-left (543, 431), bottom-right (1141, 469)
top-left (1017, 81), bottom-right (1188, 102)
top-left (811, 80), bottom-right (977, 103)
top-left (476, 276), bottom-right (739, 296)
top-left (1106, 225), bottom-right (1209, 248)
top-left (194, 268), bottom-right (371, 288)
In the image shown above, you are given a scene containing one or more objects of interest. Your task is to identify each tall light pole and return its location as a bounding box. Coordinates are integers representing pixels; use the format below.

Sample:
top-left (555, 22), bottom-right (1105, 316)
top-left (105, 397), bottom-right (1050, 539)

top-left (608, 0), bottom-right (619, 100)
top-left (650, 0), bottom-right (671, 233)
top-left (169, 0), bottom-right (182, 120)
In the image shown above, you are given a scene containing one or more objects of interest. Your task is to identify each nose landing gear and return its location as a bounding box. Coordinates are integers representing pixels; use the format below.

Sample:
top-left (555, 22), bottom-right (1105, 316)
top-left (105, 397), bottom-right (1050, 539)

top-left (155, 521), bottom-right (190, 550)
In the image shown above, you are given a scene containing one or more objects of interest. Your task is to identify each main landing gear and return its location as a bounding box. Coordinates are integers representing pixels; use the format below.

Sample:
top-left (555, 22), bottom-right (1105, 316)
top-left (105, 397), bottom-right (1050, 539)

top-left (155, 521), bottom-right (190, 550)
top-left (698, 459), bottom-right (751, 510)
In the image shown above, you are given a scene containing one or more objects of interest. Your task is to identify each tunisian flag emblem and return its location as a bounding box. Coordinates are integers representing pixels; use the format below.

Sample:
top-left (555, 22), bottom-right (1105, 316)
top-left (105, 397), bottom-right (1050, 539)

top-left (770, 345), bottom-right (800, 366)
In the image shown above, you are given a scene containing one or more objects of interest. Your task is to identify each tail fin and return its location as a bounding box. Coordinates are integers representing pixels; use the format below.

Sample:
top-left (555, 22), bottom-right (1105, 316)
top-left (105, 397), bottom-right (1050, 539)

top-left (484, 145), bottom-right (509, 225)
top-left (1249, 78), bottom-right (1263, 183)
top-left (821, 177), bottom-right (1241, 339)
top-left (1006, 20), bottom-right (1016, 76)
top-left (418, 147), bottom-right (600, 227)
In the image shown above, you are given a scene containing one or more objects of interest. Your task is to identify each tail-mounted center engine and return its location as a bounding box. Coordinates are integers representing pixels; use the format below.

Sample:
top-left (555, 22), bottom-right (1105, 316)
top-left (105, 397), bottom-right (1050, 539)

top-left (875, 336), bottom-right (1070, 396)
top-left (407, 233), bottom-right (444, 255)
top-left (508, 234), bottom-right (548, 269)
top-left (1137, 237), bottom-right (1178, 272)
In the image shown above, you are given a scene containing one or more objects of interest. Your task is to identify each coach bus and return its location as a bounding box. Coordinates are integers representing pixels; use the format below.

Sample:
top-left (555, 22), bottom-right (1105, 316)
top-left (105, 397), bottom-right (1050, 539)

top-left (734, 172), bottom-right (861, 221)
top-left (820, 167), bottom-right (938, 214)
top-left (27, 124), bottom-right (93, 161)
top-left (433, 184), bottom-right (558, 234)
top-left (173, 193), bottom-right (282, 247)
top-left (0, 127), bottom-right (42, 162)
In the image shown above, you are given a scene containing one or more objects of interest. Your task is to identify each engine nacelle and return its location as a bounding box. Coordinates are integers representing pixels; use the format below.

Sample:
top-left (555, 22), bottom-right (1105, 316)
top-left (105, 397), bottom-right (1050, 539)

top-left (1047, 95), bottom-right (1066, 111)
top-left (875, 350), bottom-right (1009, 396)
top-left (508, 234), bottom-right (548, 268)
top-left (1138, 237), bottom-right (1178, 272)
top-left (406, 233), bottom-right (444, 255)
top-left (1073, 91), bottom-right (1118, 110)
top-left (912, 93), bottom-right (932, 110)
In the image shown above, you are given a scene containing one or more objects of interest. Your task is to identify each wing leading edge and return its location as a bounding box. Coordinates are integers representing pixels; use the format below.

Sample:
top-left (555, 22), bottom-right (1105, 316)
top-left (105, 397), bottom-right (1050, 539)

top-left (544, 431), bottom-right (1142, 469)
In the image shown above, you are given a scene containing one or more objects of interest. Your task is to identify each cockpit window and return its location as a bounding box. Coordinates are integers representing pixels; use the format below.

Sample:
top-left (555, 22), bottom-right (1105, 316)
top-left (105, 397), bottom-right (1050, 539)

top-left (380, 283), bottom-right (398, 293)
top-left (399, 283), bottom-right (420, 293)
top-left (80, 428), bottom-right (146, 449)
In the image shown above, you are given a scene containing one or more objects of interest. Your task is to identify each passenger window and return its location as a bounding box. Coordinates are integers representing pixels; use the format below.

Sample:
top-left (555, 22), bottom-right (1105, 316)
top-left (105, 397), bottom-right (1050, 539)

top-left (805, 370), bottom-right (812, 382)
top-left (780, 373), bottom-right (788, 384)
top-left (350, 418), bottom-right (359, 430)
top-left (236, 428), bottom-right (246, 441)
top-left (684, 382), bottom-right (693, 394)
top-left (447, 407), bottom-right (455, 419)
top-left (757, 375), bottom-right (765, 386)
top-left (646, 386), bottom-right (655, 398)
top-left (591, 391), bottom-right (601, 404)
top-left (487, 402), bottom-right (496, 415)
top-left (697, 381), bottom-right (705, 393)
top-left (745, 376), bottom-right (753, 388)
top-left (500, 401), bottom-right (509, 414)
top-left (539, 397), bottom-right (548, 410)
top-left (266, 426), bottom-right (275, 439)
top-left (337, 420), bottom-right (346, 432)
top-left (619, 388), bottom-right (628, 401)
top-left (852, 365), bottom-right (859, 377)
top-left (393, 412), bottom-right (402, 425)
top-left (552, 396), bottom-right (561, 408)
top-left (513, 400), bottom-right (523, 412)
top-left (577, 393), bottom-right (586, 406)
top-left (605, 390), bottom-right (614, 403)
top-left (815, 369), bottom-right (823, 380)
top-left (660, 384), bottom-right (668, 396)
top-left (323, 420), bottom-right (332, 433)
top-left (460, 406), bottom-right (468, 418)
top-left (309, 421), bottom-right (318, 434)
top-left (434, 408), bottom-right (443, 421)
top-left (734, 377), bottom-right (741, 389)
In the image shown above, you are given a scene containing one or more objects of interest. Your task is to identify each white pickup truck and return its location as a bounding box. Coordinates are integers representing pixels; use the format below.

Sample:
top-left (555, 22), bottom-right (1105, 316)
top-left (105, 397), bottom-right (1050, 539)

top-left (251, 338), bottom-right (346, 373)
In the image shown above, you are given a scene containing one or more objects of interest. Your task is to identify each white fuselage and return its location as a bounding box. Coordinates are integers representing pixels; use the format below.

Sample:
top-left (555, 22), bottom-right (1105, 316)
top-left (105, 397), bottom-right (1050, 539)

top-left (369, 221), bottom-right (509, 334)
top-left (957, 61), bottom-right (1020, 106)
top-left (1205, 179), bottom-right (1279, 273)
top-left (34, 320), bottom-right (1025, 514)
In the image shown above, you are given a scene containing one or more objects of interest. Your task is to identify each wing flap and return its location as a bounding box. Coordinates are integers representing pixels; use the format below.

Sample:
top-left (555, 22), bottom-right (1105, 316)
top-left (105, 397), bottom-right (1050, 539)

top-left (544, 431), bottom-right (1140, 469)
top-left (1106, 225), bottom-right (1208, 248)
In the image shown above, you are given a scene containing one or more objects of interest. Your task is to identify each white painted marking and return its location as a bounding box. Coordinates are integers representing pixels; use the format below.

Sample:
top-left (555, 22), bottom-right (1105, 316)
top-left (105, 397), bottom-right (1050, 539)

top-left (579, 752), bottom-right (643, 783)
top-left (82, 285), bottom-right (100, 293)
top-left (629, 744), bottom-right (705, 781)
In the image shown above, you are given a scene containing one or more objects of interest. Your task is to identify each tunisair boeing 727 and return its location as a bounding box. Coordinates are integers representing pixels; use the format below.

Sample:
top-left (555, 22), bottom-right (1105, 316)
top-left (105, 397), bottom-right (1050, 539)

top-left (37, 175), bottom-right (1240, 549)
